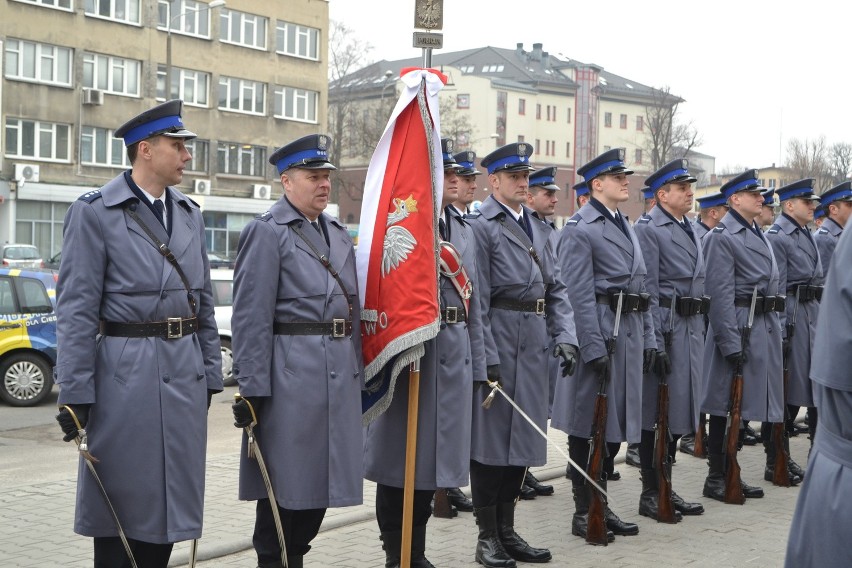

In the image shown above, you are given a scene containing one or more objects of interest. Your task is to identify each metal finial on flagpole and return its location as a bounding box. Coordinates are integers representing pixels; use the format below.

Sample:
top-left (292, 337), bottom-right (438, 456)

top-left (413, 0), bottom-right (443, 68)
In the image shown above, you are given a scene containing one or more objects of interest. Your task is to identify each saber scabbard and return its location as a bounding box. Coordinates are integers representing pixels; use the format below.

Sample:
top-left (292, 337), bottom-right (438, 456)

top-left (236, 394), bottom-right (288, 568)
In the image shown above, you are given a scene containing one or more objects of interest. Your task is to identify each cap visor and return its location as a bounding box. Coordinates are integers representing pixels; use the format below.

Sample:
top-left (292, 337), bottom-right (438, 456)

top-left (296, 161), bottom-right (337, 170)
top-left (161, 128), bottom-right (197, 140)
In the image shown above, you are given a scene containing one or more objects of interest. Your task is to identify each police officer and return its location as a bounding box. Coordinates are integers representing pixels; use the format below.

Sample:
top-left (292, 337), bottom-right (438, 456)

top-left (784, 227), bottom-right (852, 568)
top-left (634, 159), bottom-right (706, 520)
top-left (701, 169), bottom-right (784, 503)
top-left (552, 148), bottom-right (656, 541)
top-left (452, 149), bottom-right (481, 216)
top-left (812, 205), bottom-right (826, 229)
top-left (692, 192), bottom-right (728, 242)
top-left (55, 100), bottom-right (223, 567)
top-left (764, 179), bottom-right (822, 480)
top-left (814, 181), bottom-right (852, 272)
top-left (574, 180), bottom-right (590, 210)
top-left (468, 142), bottom-right (578, 566)
top-left (230, 134), bottom-right (364, 568)
top-left (757, 188), bottom-right (777, 229)
top-left (364, 139), bottom-right (485, 567)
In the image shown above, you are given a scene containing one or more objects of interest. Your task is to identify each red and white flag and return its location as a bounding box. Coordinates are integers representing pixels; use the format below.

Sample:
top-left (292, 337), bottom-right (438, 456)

top-left (357, 68), bottom-right (446, 423)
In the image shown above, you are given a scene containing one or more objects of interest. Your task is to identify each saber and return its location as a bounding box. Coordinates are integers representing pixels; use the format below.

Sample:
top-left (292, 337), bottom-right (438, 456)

top-left (481, 381), bottom-right (612, 504)
top-left (236, 394), bottom-right (288, 568)
top-left (61, 405), bottom-right (139, 568)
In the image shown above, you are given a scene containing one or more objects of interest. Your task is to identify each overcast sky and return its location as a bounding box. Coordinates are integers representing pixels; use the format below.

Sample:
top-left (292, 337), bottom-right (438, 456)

top-left (329, 0), bottom-right (849, 174)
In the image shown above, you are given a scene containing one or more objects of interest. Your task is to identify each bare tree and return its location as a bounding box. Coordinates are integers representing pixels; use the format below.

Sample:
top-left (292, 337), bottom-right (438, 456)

top-left (439, 97), bottom-right (477, 149)
top-left (644, 86), bottom-right (702, 171)
top-left (785, 136), bottom-right (831, 189)
top-left (827, 142), bottom-right (852, 186)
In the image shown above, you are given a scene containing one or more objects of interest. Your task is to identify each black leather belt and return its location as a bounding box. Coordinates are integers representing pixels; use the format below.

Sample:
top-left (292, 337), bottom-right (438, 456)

top-left (787, 284), bottom-right (823, 302)
top-left (273, 320), bottom-right (352, 338)
top-left (491, 298), bottom-right (546, 314)
top-left (659, 296), bottom-right (711, 316)
top-left (734, 295), bottom-right (786, 313)
top-left (99, 317), bottom-right (198, 339)
top-left (440, 307), bottom-right (467, 324)
top-left (596, 292), bottom-right (650, 313)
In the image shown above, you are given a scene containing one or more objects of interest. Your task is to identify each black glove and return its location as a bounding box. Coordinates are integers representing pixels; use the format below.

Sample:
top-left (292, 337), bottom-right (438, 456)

top-left (655, 350), bottom-right (672, 377)
top-left (486, 364), bottom-right (501, 383)
top-left (725, 351), bottom-right (745, 367)
top-left (643, 349), bottom-right (657, 374)
top-left (207, 390), bottom-right (215, 411)
top-left (56, 404), bottom-right (91, 443)
top-left (232, 397), bottom-right (263, 428)
top-left (553, 343), bottom-right (579, 377)
top-left (589, 355), bottom-right (610, 379)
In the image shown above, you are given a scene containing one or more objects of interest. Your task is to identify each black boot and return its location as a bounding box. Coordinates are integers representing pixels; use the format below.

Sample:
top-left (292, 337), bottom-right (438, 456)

top-left (474, 506), bottom-right (516, 568)
top-left (763, 438), bottom-right (802, 486)
top-left (784, 437), bottom-right (806, 480)
top-left (703, 454), bottom-right (726, 502)
top-left (625, 443), bottom-right (641, 467)
top-left (679, 433), bottom-right (696, 455)
top-left (742, 423), bottom-right (759, 445)
top-left (600, 478), bottom-right (639, 536)
top-left (524, 471), bottom-right (554, 496)
top-left (741, 478), bottom-right (764, 498)
top-left (497, 501), bottom-right (551, 562)
top-left (519, 484), bottom-right (536, 500)
top-left (446, 487), bottom-right (474, 512)
top-left (671, 490), bottom-right (704, 515)
top-left (288, 556), bottom-right (303, 568)
top-left (570, 485), bottom-right (614, 543)
top-left (381, 530), bottom-right (402, 568)
top-left (609, 469), bottom-right (621, 481)
top-left (411, 525), bottom-right (435, 568)
top-left (638, 469), bottom-right (681, 523)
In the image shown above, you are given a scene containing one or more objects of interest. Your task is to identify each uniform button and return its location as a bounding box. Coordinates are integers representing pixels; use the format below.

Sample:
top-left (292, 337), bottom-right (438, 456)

top-left (330, 371), bottom-right (337, 379)
top-left (161, 291), bottom-right (167, 299)
top-left (440, 323), bottom-right (447, 330)
top-left (197, 374), bottom-right (204, 381)
top-left (163, 375), bottom-right (170, 383)
top-left (465, 358), bottom-right (470, 364)
top-left (523, 313), bottom-right (529, 319)
top-left (440, 357), bottom-right (446, 364)
top-left (520, 343), bottom-right (526, 350)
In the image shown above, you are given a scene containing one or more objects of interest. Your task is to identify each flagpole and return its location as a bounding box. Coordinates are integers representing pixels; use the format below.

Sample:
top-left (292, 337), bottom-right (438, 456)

top-left (400, 358), bottom-right (421, 568)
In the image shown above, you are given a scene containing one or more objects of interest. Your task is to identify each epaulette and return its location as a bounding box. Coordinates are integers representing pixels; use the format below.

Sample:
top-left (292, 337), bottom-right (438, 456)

top-left (78, 189), bottom-right (102, 203)
top-left (566, 219), bottom-right (579, 225)
top-left (767, 228), bottom-right (779, 234)
top-left (465, 212), bottom-right (481, 219)
top-left (817, 228), bottom-right (828, 234)
top-left (256, 211), bottom-right (272, 221)
top-left (637, 217), bottom-right (651, 224)
top-left (712, 226), bottom-right (725, 233)
top-left (185, 196), bottom-right (200, 208)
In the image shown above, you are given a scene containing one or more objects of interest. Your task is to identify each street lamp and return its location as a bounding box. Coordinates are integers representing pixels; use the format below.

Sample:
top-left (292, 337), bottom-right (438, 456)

top-left (165, 0), bottom-right (226, 98)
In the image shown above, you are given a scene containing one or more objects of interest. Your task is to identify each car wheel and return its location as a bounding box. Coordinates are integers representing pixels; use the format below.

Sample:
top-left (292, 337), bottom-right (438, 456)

top-left (0, 353), bottom-right (54, 407)
top-left (221, 337), bottom-right (236, 387)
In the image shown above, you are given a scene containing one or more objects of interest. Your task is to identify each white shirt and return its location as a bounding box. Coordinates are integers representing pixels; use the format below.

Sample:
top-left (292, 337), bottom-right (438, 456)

top-left (139, 188), bottom-right (168, 231)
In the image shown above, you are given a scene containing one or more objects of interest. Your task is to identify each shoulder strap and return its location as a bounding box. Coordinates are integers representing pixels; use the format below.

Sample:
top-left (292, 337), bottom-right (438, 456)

top-left (498, 215), bottom-right (544, 274)
top-left (291, 222), bottom-right (354, 321)
top-left (125, 205), bottom-right (197, 316)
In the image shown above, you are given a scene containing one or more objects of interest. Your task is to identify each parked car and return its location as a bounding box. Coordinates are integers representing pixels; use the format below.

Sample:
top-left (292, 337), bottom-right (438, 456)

top-left (208, 253), bottom-right (235, 269)
top-left (1, 244), bottom-right (44, 269)
top-left (45, 251), bottom-right (61, 270)
top-left (0, 268), bottom-right (58, 406)
top-left (210, 268), bottom-right (235, 386)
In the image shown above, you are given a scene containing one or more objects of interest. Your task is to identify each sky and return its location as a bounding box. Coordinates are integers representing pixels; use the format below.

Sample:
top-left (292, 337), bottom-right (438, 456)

top-left (329, 0), bottom-right (850, 174)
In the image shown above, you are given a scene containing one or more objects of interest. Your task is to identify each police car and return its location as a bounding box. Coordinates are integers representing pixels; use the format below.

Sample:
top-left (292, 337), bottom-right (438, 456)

top-left (0, 268), bottom-right (58, 407)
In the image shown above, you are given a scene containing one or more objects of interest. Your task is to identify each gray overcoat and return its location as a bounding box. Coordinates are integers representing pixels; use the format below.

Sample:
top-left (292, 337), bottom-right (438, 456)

top-left (692, 219), bottom-right (711, 242)
top-left (468, 196), bottom-right (577, 467)
top-left (551, 203), bottom-right (656, 444)
top-left (530, 214), bottom-right (562, 414)
top-left (766, 214), bottom-right (823, 408)
top-left (700, 212), bottom-right (784, 422)
top-left (56, 172), bottom-right (222, 544)
top-left (363, 206), bottom-right (485, 489)
top-left (813, 217), bottom-right (842, 275)
top-left (232, 197), bottom-right (364, 510)
top-left (634, 207), bottom-right (706, 434)
top-left (785, 228), bottom-right (852, 568)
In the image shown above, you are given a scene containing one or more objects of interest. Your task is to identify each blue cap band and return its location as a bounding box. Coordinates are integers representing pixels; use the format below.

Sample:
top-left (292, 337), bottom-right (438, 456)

top-left (486, 154), bottom-right (529, 174)
top-left (823, 188), bottom-right (852, 205)
top-left (582, 159), bottom-right (623, 181)
top-left (697, 194), bottom-right (727, 208)
top-left (649, 168), bottom-right (689, 192)
top-left (122, 115), bottom-right (184, 146)
top-left (722, 177), bottom-right (759, 198)
top-left (276, 148), bottom-right (330, 173)
top-left (778, 187), bottom-right (815, 201)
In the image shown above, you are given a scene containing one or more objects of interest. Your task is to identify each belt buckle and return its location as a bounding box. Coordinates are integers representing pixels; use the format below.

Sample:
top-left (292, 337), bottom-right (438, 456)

top-left (445, 307), bottom-right (458, 324)
top-left (167, 317), bottom-right (183, 339)
top-left (332, 318), bottom-right (346, 338)
top-left (535, 299), bottom-right (546, 315)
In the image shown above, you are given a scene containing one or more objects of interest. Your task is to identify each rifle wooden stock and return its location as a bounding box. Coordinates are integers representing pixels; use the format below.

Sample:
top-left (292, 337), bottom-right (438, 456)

top-left (585, 392), bottom-right (609, 546)
top-left (693, 415), bottom-right (707, 458)
top-left (771, 356), bottom-right (792, 487)
top-left (724, 371), bottom-right (746, 504)
top-left (654, 380), bottom-right (677, 523)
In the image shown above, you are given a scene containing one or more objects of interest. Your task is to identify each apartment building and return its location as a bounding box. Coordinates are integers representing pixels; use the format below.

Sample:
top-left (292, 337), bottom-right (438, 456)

top-left (0, 0), bottom-right (330, 261)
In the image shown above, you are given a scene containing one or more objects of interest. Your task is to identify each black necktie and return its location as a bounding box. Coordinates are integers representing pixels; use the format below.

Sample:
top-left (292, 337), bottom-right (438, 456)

top-left (439, 218), bottom-right (447, 240)
top-left (518, 213), bottom-right (533, 242)
top-left (681, 219), bottom-right (694, 239)
top-left (311, 220), bottom-right (321, 233)
top-left (152, 199), bottom-right (166, 229)
top-left (615, 211), bottom-right (628, 237)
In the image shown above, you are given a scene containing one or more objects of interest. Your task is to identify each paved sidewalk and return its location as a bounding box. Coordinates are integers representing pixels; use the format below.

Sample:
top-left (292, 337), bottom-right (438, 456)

top-left (0, 422), bottom-right (808, 568)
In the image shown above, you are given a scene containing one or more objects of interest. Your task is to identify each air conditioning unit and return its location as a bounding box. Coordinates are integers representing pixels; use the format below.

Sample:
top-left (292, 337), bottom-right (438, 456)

top-left (82, 88), bottom-right (104, 106)
top-left (15, 163), bottom-right (40, 184)
top-left (193, 179), bottom-right (211, 195)
top-left (252, 184), bottom-right (271, 200)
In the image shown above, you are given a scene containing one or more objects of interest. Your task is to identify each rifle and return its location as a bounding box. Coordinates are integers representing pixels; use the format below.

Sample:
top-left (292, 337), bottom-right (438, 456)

top-left (771, 286), bottom-right (800, 486)
top-left (693, 415), bottom-right (707, 459)
top-left (586, 291), bottom-right (623, 546)
top-left (723, 287), bottom-right (758, 504)
top-left (653, 294), bottom-right (676, 523)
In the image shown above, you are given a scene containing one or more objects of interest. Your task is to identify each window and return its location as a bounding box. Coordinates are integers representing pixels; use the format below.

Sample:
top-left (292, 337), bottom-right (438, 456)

top-left (85, 0), bottom-right (141, 25)
top-left (83, 52), bottom-right (140, 96)
top-left (566, 142), bottom-right (571, 158)
top-left (457, 94), bottom-right (470, 109)
top-left (636, 116), bottom-right (644, 131)
top-left (16, 201), bottom-right (71, 259)
top-left (203, 211), bottom-right (254, 258)
top-left (185, 138), bottom-right (209, 172)
top-left (220, 8), bottom-right (267, 50)
top-left (13, 0), bottom-right (71, 10)
top-left (158, 0), bottom-right (212, 38)
top-left (81, 126), bottom-right (129, 168)
top-left (552, 106), bottom-right (557, 122)
top-left (518, 99), bottom-right (526, 115)
top-left (535, 139), bottom-right (540, 155)
top-left (217, 142), bottom-right (266, 177)
top-left (4, 39), bottom-right (72, 86)
top-left (273, 86), bottom-right (318, 123)
top-left (5, 118), bottom-right (70, 161)
top-left (620, 114), bottom-right (627, 129)
top-left (634, 149), bottom-right (642, 164)
top-left (18, 277), bottom-right (52, 313)
top-left (480, 64), bottom-right (503, 73)
top-left (156, 65), bottom-right (210, 106)
top-left (275, 21), bottom-right (319, 60)
top-left (567, 107), bottom-right (572, 124)
top-left (219, 76), bottom-right (265, 115)
top-left (536, 104), bottom-right (541, 120)
top-left (604, 112), bottom-right (612, 127)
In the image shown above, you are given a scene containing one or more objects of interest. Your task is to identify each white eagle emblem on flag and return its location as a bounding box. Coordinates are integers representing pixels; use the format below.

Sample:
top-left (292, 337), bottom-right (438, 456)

top-left (382, 194), bottom-right (419, 276)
